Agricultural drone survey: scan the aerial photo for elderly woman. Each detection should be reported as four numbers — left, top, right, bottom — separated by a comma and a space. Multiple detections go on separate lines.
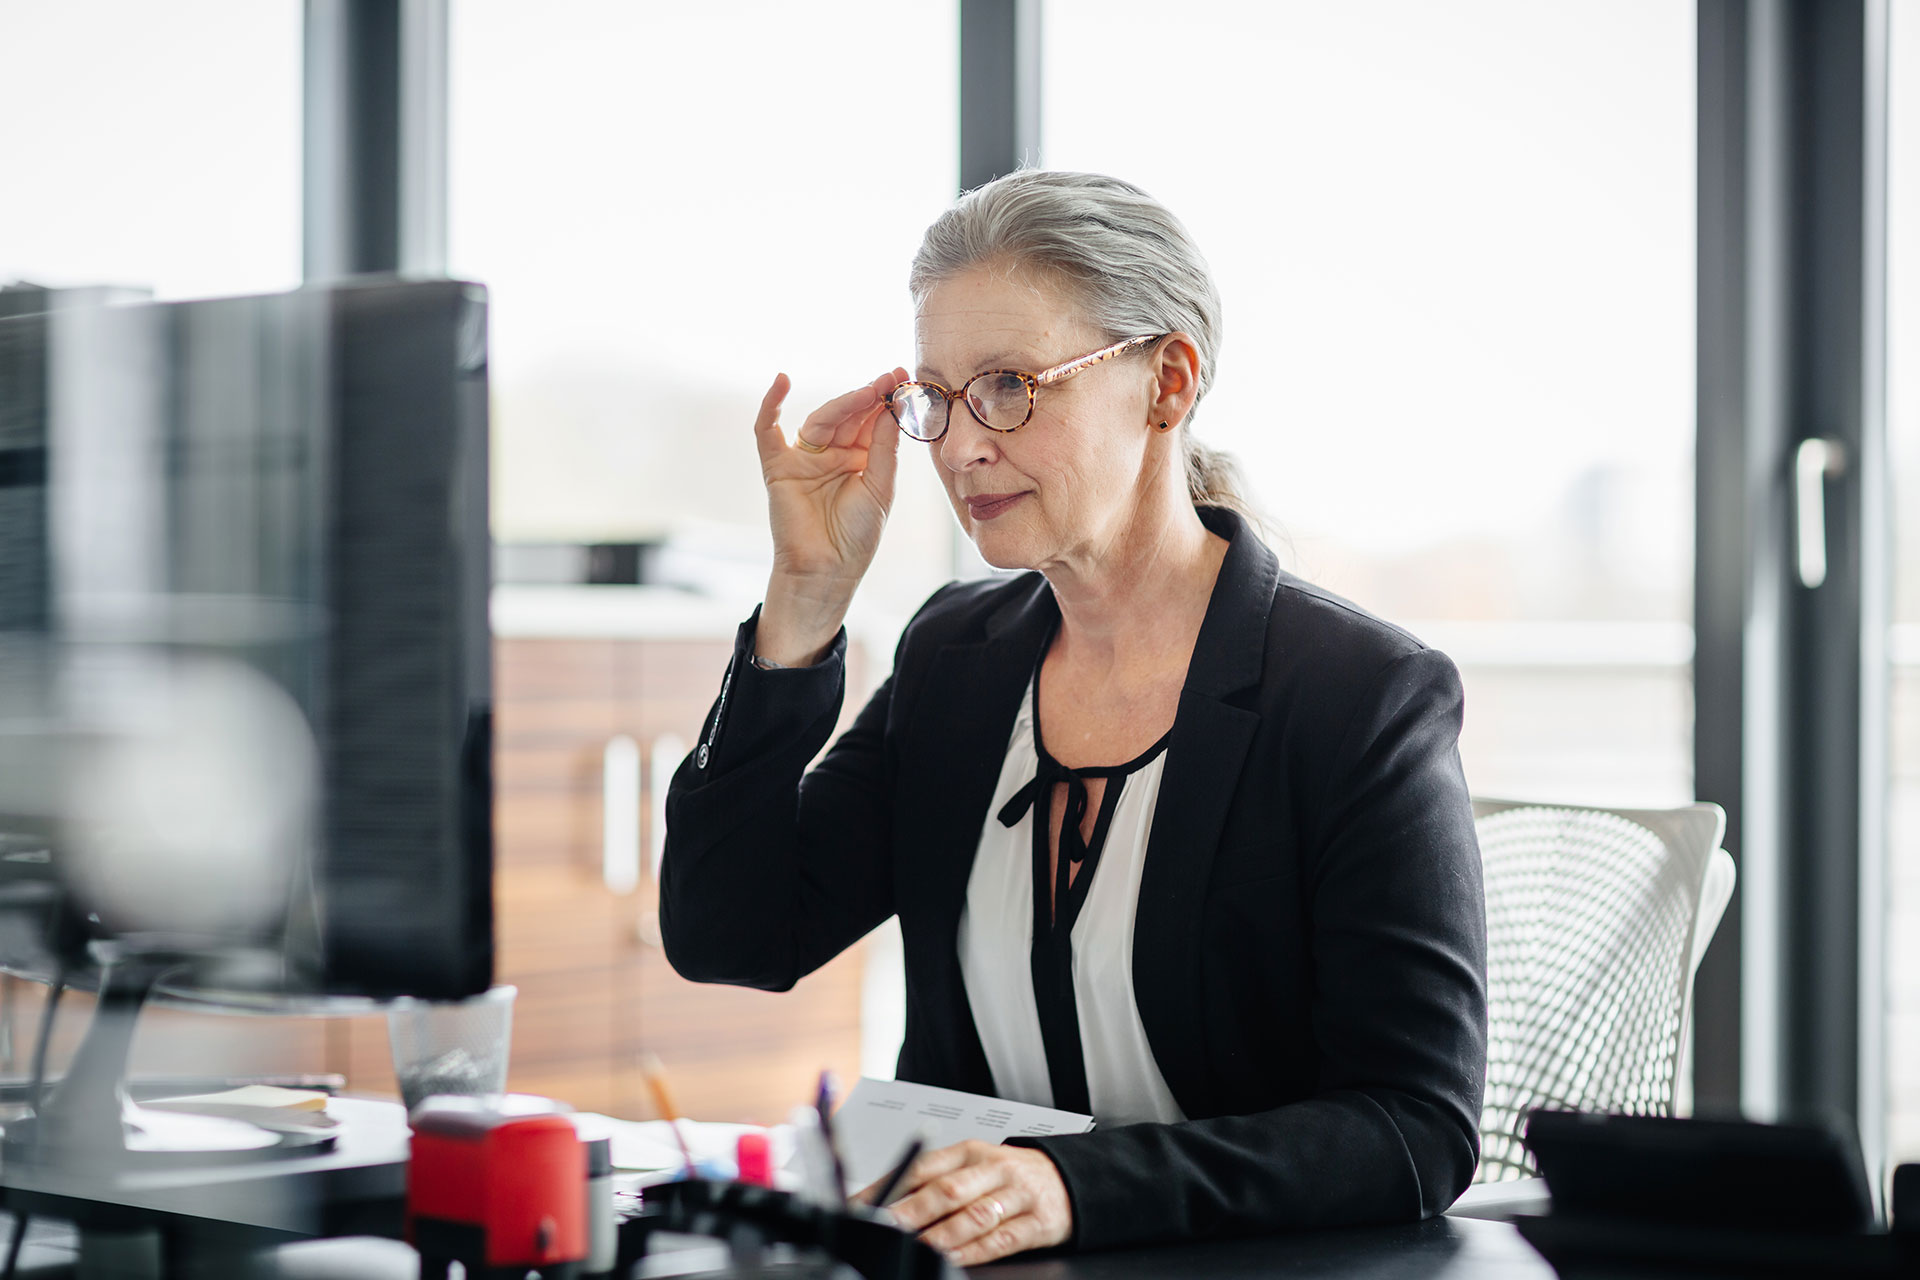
661, 170, 1486, 1264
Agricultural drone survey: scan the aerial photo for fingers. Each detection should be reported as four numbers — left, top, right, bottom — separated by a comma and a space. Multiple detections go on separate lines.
946, 1209, 1045, 1269
793, 376, 890, 454
882, 1141, 998, 1228
861, 371, 907, 500
750, 372, 793, 466
887, 1141, 1025, 1259
884, 1141, 1073, 1265
920, 1186, 1019, 1255
757, 369, 913, 466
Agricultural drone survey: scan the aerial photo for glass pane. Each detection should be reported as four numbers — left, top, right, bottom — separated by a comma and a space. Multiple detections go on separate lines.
0, 0, 301, 299
1886, 0, 1919, 1175
0, 0, 305, 1086
453, 0, 957, 1110
1044, 0, 1695, 805
454, 0, 960, 618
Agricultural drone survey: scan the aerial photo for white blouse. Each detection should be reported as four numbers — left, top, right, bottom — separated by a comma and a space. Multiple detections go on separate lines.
955, 675, 1188, 1128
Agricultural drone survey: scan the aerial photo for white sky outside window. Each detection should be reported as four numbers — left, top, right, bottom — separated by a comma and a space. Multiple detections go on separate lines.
452, 0, 961, 619
1894, 2, 1920, 633
1043, 0, 1695, 625
0, 1, 301, 301
1884, 0, 1919, 1175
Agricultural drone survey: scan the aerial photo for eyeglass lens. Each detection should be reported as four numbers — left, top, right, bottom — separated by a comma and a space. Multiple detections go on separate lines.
891, 386, 945, 441
892, 374, 1032, 441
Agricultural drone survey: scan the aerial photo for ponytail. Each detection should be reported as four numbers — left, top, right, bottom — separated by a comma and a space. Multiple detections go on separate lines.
1183, 434, 1261, 529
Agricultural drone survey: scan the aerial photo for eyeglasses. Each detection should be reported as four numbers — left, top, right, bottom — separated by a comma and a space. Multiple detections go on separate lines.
885, 333, 1167, 443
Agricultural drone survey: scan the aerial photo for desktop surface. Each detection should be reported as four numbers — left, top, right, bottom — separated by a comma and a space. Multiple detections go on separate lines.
0, 1095, 1566, 1280
0, 1095, 410, 1244
4, 1207, 1560, 1280
988, 1217, 1550, 1280
20, 1096, 1808, 1280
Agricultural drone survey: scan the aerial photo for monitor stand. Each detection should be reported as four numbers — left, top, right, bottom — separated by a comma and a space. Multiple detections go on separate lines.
1, 955, 333, 1168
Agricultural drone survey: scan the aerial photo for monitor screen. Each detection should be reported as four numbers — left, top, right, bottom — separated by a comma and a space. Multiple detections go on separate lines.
0, 278, 492, 1002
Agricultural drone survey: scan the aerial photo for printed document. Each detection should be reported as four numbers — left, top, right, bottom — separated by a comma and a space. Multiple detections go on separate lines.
834, 1076, 1095, 1190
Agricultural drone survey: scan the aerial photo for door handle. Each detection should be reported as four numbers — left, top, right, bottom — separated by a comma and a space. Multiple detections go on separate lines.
648, 732, 685, 888
632, 733, 686, 949
602, 734, 640, 894
1794, 437, 1847, 589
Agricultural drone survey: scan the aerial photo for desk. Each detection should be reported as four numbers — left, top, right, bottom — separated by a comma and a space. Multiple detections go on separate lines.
0, 1097, 411, 1277
0, 1215, 1549, 1280
79, 1215, 1554, 1279
990, 1218, 1551, 1279
0, 1097, 409, 1241
1, 1099, 1560, 1279
3, 1212, 1557, 1279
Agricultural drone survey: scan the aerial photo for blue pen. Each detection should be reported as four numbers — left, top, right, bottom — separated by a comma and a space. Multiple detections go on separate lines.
815, 1070, 850, 1203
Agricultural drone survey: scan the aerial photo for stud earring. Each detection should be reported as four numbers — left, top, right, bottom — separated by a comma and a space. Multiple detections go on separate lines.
1156, 420, 1173, 432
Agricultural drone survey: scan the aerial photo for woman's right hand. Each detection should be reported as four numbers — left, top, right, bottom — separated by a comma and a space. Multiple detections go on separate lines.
751, 367, 910, 666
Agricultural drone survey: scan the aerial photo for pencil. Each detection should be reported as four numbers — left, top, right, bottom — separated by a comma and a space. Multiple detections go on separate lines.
640, 1052, 698, 1178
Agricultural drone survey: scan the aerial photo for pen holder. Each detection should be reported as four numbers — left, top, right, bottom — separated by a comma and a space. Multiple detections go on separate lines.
618, 1179, 961, 1280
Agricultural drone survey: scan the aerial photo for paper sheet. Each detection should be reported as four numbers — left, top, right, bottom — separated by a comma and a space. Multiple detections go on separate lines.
145, 1085, 331, 1112
832, 1077, 1095, 1191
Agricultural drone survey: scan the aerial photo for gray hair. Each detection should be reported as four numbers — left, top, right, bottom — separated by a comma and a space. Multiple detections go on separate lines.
908, 169, 1258, 524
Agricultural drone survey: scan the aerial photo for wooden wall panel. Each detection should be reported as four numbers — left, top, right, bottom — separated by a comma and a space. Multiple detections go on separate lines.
309, 634, 873, 1123
606, 636, 866, 1124
4, 628, 878, 1132
619, 944, 866, 1127
326, 1015, 395, 1098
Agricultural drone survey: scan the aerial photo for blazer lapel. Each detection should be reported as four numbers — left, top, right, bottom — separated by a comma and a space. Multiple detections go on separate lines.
897, 576, 1056, 1095
1133, 509, 1279, 1120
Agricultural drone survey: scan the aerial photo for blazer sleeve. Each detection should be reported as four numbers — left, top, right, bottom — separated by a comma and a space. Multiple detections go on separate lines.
1011, 647, 1488, 1248
658, 606, 899, 992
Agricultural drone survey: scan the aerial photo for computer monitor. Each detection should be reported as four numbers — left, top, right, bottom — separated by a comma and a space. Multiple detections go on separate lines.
0, 279, 493, 1157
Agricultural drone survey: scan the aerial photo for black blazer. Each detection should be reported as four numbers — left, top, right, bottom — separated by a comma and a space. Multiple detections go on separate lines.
661, 507, 1488, 1251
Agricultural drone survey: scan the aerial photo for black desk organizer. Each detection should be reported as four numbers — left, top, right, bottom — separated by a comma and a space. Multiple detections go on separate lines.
1516, 1212, 1918, 1278
615, 1180, 963, 1280
1516, 1109, 1920, 1278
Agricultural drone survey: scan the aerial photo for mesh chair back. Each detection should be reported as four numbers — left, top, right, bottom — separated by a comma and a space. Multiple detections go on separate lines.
1473, 798, 1733, 1183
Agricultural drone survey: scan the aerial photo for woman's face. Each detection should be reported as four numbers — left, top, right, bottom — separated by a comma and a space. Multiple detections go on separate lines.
913, 265, 1159, 573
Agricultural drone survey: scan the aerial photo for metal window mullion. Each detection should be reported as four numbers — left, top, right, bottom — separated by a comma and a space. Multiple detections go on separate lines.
1853, 0, 1891, 1208
1693, 0, 1888, 1188
303, 0, 448, 281
951, 0, 1042, 581
398, 0, 449, 276
959, 0, 1042, 194
1692, 0, 1760, 1116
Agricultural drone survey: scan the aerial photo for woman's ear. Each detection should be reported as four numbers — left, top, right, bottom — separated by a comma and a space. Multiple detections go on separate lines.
1148, 333, 1202, 430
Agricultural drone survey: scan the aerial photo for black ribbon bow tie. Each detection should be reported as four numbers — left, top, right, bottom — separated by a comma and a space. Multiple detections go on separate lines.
998, 757, 1098, 866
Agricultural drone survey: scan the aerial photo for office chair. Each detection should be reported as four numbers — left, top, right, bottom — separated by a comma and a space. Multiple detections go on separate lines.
1472, 798, 1736, 1183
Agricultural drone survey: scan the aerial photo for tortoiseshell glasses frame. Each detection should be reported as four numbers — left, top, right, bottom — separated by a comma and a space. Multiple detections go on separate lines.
884, 333, 1169, 443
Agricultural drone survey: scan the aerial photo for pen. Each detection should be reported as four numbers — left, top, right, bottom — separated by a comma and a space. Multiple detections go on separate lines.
869, 1131, 928, 1209
814, 1070, 850, 1203
639, 1052, 698, 1179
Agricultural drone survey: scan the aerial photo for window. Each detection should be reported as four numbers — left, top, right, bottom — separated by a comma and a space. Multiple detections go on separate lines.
452, 0, 959, 1098
1885, 0, 1919, 1173
453, 0, 960, 620
0, 0, 301, 299
1044, 0, 1695, 804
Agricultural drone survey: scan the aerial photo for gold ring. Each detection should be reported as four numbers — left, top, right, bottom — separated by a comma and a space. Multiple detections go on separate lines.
794, 435, 830, 454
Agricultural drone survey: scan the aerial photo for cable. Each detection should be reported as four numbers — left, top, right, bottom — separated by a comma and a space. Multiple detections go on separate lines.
3, 968, 68, 1280
26, 971, 65, 1120
0, 1206, 25, 1280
